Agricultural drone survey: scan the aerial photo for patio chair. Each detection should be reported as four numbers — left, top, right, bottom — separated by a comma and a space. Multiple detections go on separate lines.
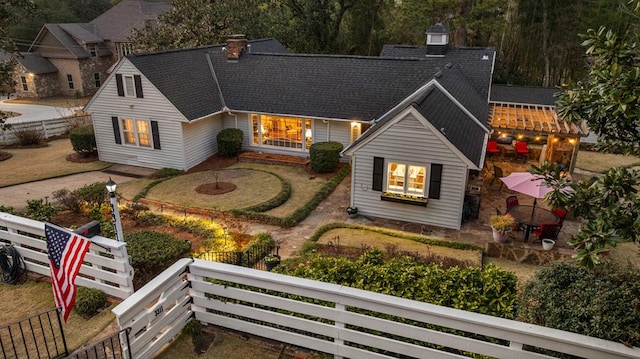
489, 166, 504, 190
553, 208, 568, 224
486, 141, 500, 156
506, 195, 519, 210
533, 223, 561, 242
515, 141, 529, 163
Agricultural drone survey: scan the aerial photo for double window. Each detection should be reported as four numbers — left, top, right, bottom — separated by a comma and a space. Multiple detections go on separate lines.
111, 117, 161, 150
373, 157, 442, 200
387, 162, 426, 196
122, 118, 151, 147
251, 114, 312, 150
67, 74, 74, 90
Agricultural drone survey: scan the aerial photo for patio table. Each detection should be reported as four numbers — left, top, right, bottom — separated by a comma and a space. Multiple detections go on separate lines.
507, 205, 559, 242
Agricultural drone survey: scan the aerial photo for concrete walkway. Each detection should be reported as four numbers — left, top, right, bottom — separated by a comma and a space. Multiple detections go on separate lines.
0, 165, 154, 211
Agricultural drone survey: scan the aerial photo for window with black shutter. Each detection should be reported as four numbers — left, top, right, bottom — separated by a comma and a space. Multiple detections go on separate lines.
428, 164, 442, 199
115, 74, 124, 97
134, 75, 143, 98
372, 157, 384, 191
151, 121, 161, 149
111, 117, 121, 144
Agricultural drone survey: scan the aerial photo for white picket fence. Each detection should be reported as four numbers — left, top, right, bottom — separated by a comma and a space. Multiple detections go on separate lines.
0, 212, 134, 299
0, 115, 90, 146
114, 258, 640, 359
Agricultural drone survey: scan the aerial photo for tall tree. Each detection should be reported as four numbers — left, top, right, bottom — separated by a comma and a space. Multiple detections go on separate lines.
556, 0, 640, 155
6, 0, 78, 50
129, 0, 276, 52
1, 0, 36, 131
67, 0, 113, 22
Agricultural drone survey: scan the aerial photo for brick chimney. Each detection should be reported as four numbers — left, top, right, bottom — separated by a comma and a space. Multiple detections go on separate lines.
226, 34, 247, 61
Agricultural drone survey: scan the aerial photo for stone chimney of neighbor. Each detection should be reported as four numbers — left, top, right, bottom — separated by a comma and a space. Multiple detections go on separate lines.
226, 34, 248, 61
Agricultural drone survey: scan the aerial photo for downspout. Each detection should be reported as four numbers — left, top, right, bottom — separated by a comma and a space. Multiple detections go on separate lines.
228, 112, 238, 128
323, 119, 330, 141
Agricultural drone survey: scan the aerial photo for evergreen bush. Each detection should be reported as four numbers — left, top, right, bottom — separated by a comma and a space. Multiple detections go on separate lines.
126, 230, 192, 288
74, 287, 107, 318
518, 261, 640, 347
217, 128, 243, 157
309, 141, 343, 173
69, 125, 97, 157
73, 182, 108, 206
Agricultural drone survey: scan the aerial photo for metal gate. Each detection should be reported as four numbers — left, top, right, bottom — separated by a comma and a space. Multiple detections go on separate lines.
66, 328, 131, 359
197, 245, 278, 270
0, 308, 131, 359
0, 308, 67, 359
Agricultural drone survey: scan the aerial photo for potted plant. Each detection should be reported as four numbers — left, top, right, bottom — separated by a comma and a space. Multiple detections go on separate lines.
264, 253, 281, 271
542, 238, 555, 251
346, 206, 358, 218
489, 214, 516, 243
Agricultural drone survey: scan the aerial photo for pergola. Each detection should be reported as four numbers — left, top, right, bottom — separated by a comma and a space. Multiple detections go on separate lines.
488, 101, 590, 173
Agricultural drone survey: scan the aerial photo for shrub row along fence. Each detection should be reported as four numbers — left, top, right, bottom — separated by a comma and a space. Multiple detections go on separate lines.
0, 115, 91, 146
114, 258, 640, 359
0, 212, 134, 299
196, 244, 278, 271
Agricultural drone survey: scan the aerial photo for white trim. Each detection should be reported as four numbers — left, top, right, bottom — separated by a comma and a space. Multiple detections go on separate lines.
120, 117, 153, 148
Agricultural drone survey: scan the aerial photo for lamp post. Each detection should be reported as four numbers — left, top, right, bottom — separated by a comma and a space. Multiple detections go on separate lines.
106, 177, 124, 242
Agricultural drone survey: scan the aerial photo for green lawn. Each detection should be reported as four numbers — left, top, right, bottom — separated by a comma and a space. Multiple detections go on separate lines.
576, 150, 640, 173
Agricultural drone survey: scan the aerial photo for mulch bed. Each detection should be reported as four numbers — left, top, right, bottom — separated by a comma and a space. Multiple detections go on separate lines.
0, 151, 11, 162
195, 182, 236, 195
66, 153, 99, 163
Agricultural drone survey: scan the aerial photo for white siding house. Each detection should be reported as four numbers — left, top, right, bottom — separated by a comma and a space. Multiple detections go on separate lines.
86, 60, 191, 170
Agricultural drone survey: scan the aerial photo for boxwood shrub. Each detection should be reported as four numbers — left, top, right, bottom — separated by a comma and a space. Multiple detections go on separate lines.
126, 230, 192, 288
518, 261, 640, 347
309, 141, 343, 173
69, 125, 97, 157
74, 287, 106, 318
217, 128, 243, 157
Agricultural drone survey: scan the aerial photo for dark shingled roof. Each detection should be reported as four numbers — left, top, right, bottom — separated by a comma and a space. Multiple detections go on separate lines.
14, 53, 58, 74
126, 39, 491, 166
490, 84, 559, 106
91, 0, 173, 42
31, 24, 110, 58
344, 65, 489, 167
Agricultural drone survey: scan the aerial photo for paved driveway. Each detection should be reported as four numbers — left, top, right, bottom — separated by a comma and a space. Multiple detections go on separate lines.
1, 99, 79, 123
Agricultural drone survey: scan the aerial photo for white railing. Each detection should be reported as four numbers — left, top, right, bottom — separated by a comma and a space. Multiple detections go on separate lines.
0, 212, 134, 299
0, 115, 90, 146
114, 258, 640, 359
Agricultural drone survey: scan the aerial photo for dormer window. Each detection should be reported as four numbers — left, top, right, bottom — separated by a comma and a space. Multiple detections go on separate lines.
425, 22, 450, 56
88, 44, 97, 57
427, 33, 447, 45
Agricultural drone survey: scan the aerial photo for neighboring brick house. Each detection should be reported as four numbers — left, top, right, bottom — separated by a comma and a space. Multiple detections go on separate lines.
12, 0, 172, 99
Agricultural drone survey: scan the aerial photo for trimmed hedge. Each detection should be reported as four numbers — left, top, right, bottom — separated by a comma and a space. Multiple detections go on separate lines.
275, 248, 517, 319
309, 141, 343, 173
69, 125, 97, 157
300, 222, 483, 255
217, 128, 243, 157
518, 261, 640, 347
229, 164, 351, 227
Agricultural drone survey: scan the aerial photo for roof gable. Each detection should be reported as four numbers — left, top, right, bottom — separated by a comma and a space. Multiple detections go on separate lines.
344, 71, 488, 168
29, 24, 109, 58
90, 0, 173, 42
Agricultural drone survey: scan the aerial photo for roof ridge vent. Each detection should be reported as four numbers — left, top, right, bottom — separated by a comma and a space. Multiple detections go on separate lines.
445, 63, 453, 69
434, 70, 443, 78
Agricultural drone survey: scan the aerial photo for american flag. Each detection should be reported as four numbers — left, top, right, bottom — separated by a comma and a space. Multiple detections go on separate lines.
45, 223, 91, 322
